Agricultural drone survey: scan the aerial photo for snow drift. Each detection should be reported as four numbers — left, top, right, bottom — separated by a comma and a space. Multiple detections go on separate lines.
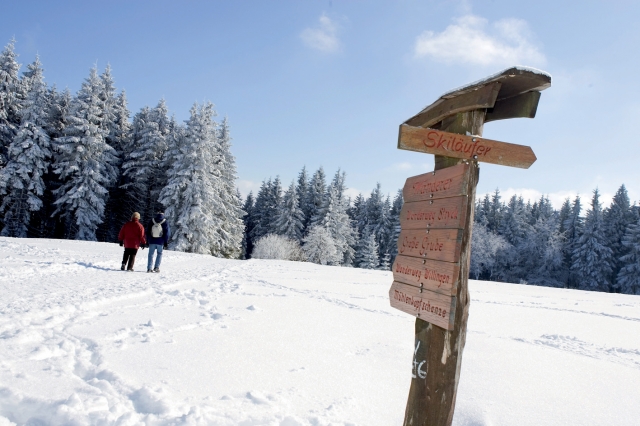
0, 237, 638, 425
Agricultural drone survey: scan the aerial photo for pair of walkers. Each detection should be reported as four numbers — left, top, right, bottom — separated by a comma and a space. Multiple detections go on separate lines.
118, 212, 170, 272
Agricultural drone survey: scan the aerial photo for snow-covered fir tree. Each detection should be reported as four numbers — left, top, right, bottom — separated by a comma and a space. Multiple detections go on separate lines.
0, 39, 22, 168
296, 166, 310, 232
321, 183, 356, 266
274, 180, 304, 241
241, 191, 255, 258
0, 56, 51, 237
616, 217, 640, 295
571, 189, 614, 292
306, 167, 327, 229
354, 225, 379, 269
211, 116, 244, 258
123, 100, 171, 222
52, 67, 118, 240
303, 225, 340, 265
388, 189, 403, 266
159, 102, 231, 254
603, 185, 633, 285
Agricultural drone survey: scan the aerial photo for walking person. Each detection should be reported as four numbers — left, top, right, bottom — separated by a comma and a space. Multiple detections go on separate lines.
118, 212, 146, 271
146, 211, 170, 273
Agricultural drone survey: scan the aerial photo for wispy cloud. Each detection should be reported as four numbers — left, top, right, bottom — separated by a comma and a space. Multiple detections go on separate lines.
300, 14, 341, 53
414, 15, 545, 67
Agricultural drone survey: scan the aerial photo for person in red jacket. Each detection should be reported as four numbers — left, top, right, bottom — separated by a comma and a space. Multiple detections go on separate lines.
118, 212, 147, 271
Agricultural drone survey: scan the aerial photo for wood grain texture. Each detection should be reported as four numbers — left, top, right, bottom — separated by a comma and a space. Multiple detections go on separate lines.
404, 82, 500, 129
389, 281, 456, 330
485, 91, 541, 123
403, 67, 551, 130
392, 255, 460, 296
400, 197, 468, 230
398, 124, 537, 169
402, 163, 471, 203
402, 113, 480, 426
397, 228, 463, 262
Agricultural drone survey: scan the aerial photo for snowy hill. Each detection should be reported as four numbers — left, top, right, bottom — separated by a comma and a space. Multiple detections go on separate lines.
0, 238, 638, 425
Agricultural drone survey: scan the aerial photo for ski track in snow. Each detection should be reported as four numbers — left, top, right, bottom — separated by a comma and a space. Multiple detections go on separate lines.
0, 238, 388, 425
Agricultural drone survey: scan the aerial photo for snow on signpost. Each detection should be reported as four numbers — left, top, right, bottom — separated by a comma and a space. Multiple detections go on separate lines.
391, 66, 551, 426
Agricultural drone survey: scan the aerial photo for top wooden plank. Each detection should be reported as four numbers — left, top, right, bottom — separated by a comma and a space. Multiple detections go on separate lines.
403, 163, 472, 203
404, 67, 551, 129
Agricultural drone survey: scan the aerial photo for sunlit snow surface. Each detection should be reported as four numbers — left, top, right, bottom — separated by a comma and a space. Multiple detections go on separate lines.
0, 238, 638, 425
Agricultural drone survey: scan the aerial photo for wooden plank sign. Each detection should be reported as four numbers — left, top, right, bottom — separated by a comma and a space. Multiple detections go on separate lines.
403, 163, 472, 203
400, 196, 468, 230
392, 254, 459, 296
389, 281, 456, 330
398, 124, 537, 169
397, 228, 463, 263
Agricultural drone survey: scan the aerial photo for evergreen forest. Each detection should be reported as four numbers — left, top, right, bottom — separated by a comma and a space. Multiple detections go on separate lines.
2, 39, 639, 295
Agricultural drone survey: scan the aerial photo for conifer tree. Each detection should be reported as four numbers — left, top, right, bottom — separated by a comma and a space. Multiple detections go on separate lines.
52, 67, 117, 240
0, 39, 22, 168
306, 167, 327, 229
123, 100, 170, 222
302, 225, 340, 265
0, 56, 51, 237
321, 184, 356, 266
249, 179, 272, 244
274, 180, 304, 241
564, 195, 584, 288
296, 166, 310, 232
213, 117, 245, 258
159, 102, 226, 254
350, 193, 366, 233
487, 189, 503, 232
242, 192, 255, 258
603, 184, 633, 284
571, 189, 614, 291
388, 189, 403, 266
354, 225, 379, 269
616, 217, 640, 295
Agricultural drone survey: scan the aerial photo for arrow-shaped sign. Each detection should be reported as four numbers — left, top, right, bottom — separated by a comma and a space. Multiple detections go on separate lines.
398, 124, 537, 169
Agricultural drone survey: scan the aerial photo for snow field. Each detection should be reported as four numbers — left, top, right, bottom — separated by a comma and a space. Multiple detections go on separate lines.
0, 237, 639, 425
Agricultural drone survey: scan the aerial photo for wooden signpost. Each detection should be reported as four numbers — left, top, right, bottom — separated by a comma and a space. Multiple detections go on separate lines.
390, 66, 551, 426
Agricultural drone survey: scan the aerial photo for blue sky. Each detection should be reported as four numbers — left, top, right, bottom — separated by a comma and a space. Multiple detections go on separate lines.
4, 0, 640, 208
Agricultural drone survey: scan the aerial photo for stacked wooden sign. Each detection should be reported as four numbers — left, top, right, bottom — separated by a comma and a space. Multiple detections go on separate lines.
390, 66, 552, 426
389, 163, 472, 330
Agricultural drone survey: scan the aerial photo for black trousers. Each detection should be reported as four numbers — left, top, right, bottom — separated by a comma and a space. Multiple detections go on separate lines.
122, 248, 138, 270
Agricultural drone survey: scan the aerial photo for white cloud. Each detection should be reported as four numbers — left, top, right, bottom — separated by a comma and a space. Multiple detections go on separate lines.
343, 187, 363, 201
237, 180, 260, 199
414, 15, 545, 67
301, 14, 341, 53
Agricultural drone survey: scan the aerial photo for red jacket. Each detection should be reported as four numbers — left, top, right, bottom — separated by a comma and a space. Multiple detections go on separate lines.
118, 219, 146, 249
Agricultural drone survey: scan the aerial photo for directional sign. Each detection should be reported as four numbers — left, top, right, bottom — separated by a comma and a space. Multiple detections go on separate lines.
400, 196, 468, 230
392, 255, 459, 296
398, 124, 537, 169
389, 281, 456, 330
397, 228, 463, 263
403, 163, 472, 203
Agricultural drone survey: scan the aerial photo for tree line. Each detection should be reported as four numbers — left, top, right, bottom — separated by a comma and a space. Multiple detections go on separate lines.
2, 38, 639, 295
242, 167, 403, 269
0, 39, 244, 256
472, 186, 640, 295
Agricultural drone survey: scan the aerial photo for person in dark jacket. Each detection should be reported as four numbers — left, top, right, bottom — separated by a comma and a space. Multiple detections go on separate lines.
118, 212, 147, 271
146, 211, 170, 273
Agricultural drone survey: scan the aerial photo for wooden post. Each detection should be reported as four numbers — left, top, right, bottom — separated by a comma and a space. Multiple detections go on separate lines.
392, 67, 551, 426
402, 111, 481, 426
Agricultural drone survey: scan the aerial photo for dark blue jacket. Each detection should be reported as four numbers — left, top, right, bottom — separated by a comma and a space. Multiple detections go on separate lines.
146, 214, 170, 245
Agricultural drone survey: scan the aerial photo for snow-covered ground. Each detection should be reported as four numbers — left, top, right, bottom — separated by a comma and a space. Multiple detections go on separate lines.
0, 238, 638, 425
